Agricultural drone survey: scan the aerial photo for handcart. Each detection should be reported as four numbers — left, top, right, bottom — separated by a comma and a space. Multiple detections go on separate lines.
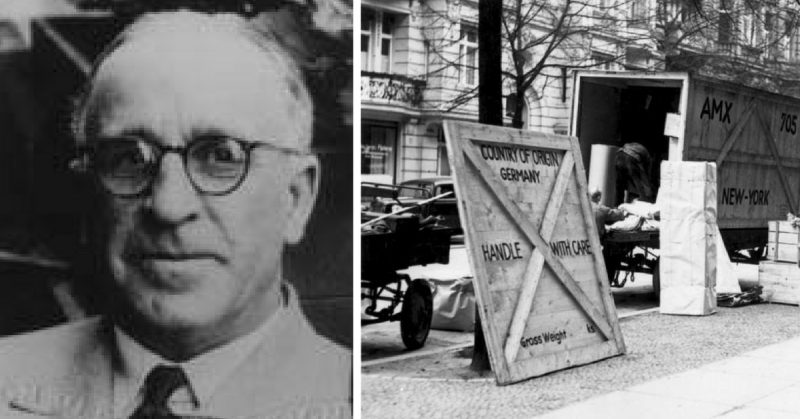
361, 180, 457, 350
361, 215, 456, 350
602, 230, 661, 297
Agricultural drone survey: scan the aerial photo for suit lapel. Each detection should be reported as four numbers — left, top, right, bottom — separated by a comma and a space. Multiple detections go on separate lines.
1, 320, 115, 419
203, 289, 349, 419
203, 296, 299, 418
0, 290, 348, 419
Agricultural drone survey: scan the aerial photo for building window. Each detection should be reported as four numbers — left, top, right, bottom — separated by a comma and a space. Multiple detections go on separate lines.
361, 121, 398, 180
459, 24, 478, 85
424, 40, 431, 78
787, 12, 799, 61
361, 10, 372, 71
592, 52, 615, 70
764, 11, 781, 60
742, 8, 763, 47
718, 0, 735, 48
437, 129, 451, 176
631, 0, 647, 21
718, 12, 734, 46
595, 0, 611, 18
791, 29, 800, 61
659, 0, 697, 24
361, 8, 396, 73
765, 11, 774, 33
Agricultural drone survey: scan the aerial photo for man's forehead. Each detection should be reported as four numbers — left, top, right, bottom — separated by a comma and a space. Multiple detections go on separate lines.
94, 24, 293, 102
83, 13, 313, 147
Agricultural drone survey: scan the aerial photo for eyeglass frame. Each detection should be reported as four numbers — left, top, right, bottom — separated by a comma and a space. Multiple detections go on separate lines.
71, 135, 309, 198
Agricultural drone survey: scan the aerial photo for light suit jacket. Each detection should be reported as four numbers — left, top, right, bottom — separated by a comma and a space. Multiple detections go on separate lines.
0, 293, 351, 419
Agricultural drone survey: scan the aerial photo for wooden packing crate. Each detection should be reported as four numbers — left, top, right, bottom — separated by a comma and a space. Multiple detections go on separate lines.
768, 221, 798, 263
443, 120, 625, 385
758, 260, 800, 305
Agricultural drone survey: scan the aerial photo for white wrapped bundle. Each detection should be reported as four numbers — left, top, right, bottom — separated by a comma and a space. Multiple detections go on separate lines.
588, 144, 619, 207
659, 161, 717, 315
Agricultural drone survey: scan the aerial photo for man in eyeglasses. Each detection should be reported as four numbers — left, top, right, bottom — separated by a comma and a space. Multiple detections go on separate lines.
0, 10, 350, 419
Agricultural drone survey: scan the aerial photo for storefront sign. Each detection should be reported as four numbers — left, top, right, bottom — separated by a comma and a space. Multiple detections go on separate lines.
361, 144, 392, 160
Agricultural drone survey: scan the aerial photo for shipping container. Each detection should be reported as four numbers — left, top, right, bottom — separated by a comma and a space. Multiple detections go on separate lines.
570, 71, 800, 254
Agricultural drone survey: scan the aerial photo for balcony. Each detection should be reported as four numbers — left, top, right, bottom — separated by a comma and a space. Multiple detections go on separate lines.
741, 44, 763, 60
361, 71, 426, 108
718, 42, 737, 54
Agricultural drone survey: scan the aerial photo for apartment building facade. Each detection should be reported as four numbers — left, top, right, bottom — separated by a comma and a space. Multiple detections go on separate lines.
361, 0, 800, 184
361, 0, 582, 184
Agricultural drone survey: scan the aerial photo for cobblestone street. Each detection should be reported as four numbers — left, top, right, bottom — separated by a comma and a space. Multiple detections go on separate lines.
360, 255, 798, 418
362, 302, 800, 418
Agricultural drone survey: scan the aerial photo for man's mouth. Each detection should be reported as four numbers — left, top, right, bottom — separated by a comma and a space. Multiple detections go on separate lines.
137, 252, 220, 261
127, 251, 222, 291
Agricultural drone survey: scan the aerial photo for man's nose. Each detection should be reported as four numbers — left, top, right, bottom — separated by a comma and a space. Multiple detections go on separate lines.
146, 153, 201, 224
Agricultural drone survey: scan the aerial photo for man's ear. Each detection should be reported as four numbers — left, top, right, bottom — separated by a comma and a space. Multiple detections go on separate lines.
285, 154, 320, 245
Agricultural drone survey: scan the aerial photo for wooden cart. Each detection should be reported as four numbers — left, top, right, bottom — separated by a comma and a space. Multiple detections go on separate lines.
361, 181, 457, 350
602, 230, 661, 297
361, 215, 456, 350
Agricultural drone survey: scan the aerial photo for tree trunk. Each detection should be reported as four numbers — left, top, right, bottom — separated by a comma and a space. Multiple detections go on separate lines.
472, 0, 503, 373
511, 87, 525, 128
478, 0, 503, 126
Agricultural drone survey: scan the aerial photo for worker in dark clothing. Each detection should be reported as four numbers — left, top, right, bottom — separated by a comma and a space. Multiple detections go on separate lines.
615, 142, 655, 203
590, 189, 627, 239
591, 188, 628, 286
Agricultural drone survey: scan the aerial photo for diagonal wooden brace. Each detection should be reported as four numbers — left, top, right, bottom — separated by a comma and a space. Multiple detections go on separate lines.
716, 99, 756, 168
756, 112, 797, 215
503, 150, 575, 364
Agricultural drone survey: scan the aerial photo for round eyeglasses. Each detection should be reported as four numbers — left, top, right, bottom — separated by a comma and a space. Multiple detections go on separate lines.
73, 136, 305, 197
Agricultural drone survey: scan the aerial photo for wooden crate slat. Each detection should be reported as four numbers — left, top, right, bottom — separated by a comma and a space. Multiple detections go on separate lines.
767, 220, 799, 263
759, 260, 800, 305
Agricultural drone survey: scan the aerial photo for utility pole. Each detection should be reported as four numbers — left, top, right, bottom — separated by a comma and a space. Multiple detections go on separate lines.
472, 0, 503, 372
478, 0, 503, 126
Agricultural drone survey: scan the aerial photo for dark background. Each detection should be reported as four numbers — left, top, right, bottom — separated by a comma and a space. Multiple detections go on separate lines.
0, 6, 352, 347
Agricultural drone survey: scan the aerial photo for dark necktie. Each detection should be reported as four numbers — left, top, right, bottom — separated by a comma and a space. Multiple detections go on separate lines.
129, 365, 189, 419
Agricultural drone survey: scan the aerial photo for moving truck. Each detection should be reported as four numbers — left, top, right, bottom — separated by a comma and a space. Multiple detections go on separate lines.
570, 71, 800, 255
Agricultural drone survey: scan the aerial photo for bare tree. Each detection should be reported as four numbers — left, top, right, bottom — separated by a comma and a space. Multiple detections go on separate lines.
637, 0, 800, 96
501, 0, 634, 128
420, 0, 636, 128
423, 0, 800, 129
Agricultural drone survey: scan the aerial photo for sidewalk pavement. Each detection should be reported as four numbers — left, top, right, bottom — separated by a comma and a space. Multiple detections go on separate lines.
541, 336, 800, 419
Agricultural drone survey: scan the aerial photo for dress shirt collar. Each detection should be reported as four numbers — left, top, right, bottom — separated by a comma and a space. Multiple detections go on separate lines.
112, 282, 289, 417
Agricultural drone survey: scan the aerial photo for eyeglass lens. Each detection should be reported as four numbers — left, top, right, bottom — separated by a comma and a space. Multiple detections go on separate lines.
94, 139, 155, 196
92, 137, 251, 196
187, 137, 248, 193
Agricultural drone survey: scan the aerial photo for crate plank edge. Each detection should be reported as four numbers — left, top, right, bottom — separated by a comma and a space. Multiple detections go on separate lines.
758, 260, 800, 306
767, 220, 799, 264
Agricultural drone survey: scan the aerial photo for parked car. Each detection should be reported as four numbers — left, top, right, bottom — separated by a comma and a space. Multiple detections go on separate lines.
360, 182, 431, 219
398, 177, 462, 234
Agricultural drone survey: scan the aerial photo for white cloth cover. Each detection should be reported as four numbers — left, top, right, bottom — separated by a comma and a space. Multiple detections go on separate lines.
619, 200, 659, 219
607, 214, 644, 232
715, 226, 742, 294
659, 161, 717, 315
428, 276, 475, 332
588, 144, 619, 207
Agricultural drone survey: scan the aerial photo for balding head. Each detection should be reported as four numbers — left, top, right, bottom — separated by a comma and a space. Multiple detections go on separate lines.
73, 11, 313, 151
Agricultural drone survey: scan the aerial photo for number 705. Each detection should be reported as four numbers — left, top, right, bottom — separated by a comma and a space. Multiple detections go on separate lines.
780, 112, 797, 135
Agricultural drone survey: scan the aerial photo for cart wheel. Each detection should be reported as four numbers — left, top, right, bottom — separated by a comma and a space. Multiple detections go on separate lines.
400, 279, 433, 350
750, 246, 766, 263
652, 259, 660, 300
